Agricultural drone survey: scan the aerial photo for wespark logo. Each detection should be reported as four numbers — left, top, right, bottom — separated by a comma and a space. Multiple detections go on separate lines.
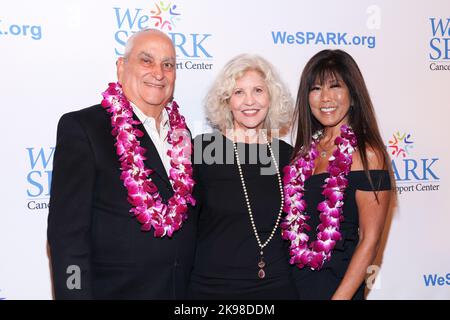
271, 5, 380, 49
149, 1, 181, 31
423, 273, 450, 287
0, 18, 42, 40
388, 132, 414, 158
26, 147, 54, 211
113, 1, 213, 71
429, 18, 450, 71
271, 31, 376, 49
388, 132, 440, 195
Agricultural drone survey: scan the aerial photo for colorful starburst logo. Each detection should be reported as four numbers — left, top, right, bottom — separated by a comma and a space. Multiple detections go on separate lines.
388, 132, 414, 158
150, 1, 181, 31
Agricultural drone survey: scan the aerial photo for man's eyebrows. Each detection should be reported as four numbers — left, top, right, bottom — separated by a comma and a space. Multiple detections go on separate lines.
138, 51, 175, 62
139, 51, 153, 58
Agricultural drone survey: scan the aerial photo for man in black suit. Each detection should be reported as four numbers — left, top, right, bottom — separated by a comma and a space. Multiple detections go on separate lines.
47, 29, 197, 299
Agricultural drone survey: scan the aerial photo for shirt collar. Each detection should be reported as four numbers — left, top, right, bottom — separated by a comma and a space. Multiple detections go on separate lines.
131, 103, 170, 130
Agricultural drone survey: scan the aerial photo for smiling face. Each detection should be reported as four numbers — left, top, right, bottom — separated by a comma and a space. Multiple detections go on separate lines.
117, 31, 176, 116
228, 69, 270, 132
308, 73, 352, 129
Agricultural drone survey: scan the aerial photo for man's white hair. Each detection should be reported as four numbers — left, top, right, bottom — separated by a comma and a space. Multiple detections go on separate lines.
123, 28, 171, 60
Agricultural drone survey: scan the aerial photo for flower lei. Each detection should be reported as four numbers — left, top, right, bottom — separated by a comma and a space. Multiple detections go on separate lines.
101, 82, 196, 238
281, 125, 357, 270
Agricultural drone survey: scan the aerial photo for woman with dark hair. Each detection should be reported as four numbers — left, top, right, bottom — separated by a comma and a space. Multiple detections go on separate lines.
282, 49, 394, 299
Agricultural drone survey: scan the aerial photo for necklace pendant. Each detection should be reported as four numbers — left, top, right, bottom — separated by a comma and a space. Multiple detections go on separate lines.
320, 151, 327, 158
258, 256, 266, 279
258, 269, 266, 279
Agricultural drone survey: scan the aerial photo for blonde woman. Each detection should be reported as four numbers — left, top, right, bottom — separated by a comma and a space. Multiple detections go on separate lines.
188, 54, 297, 299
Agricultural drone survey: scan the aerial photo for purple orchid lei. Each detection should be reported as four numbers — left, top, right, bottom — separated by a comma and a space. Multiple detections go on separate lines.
281, 125, 357, 270
101, 82, 196, 238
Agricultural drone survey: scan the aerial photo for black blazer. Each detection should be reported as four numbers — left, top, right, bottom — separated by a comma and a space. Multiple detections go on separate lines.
47, 104, 197, 299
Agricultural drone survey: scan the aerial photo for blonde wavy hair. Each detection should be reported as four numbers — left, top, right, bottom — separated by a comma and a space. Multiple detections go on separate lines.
205, 54, 293, 135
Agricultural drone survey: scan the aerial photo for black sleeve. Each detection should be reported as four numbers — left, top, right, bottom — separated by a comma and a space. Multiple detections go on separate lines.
277, 139, 294, 168
47, 112, 95, 299
354, 170, 392, 191
191, 134, 205, 218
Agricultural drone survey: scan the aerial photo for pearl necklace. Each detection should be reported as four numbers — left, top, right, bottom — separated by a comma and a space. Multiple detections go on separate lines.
232, 131, 284, 279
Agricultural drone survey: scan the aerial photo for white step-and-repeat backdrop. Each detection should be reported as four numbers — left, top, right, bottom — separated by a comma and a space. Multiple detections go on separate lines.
1, 0, 449, 299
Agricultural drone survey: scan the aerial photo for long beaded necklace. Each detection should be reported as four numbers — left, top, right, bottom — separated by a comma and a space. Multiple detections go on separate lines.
232, 131, 284, 279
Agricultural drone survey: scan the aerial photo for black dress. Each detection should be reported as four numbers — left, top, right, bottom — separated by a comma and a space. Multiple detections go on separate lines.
293, 170, 391, 300
188, 132, 298, 300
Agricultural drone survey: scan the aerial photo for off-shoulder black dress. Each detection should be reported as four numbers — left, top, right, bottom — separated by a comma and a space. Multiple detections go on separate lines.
293, 170, 391, 300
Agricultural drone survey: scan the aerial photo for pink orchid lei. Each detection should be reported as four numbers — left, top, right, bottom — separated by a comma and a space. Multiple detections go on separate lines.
101, 82, 196, 238
281, 125, 357, 270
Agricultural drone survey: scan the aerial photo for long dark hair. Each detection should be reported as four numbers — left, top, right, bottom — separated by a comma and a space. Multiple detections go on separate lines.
292, 49, 392, 193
